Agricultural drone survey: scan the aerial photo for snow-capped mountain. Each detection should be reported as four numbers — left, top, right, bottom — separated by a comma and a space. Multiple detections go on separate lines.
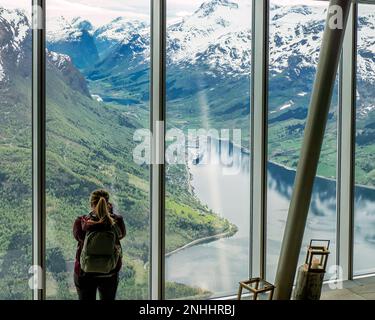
0, 7, 31, 83
47, 50, 90, 96
269, 5, 327, 76
357, 11, 375, 117
2, 0, 375, 117
167, 0, 251, 74
71, 17, 94, 34
57, 0, 372, 116
93, 17, 148, 57
47, 16, 99, 69
46, 15, 148, 61
0, 7, 89, 96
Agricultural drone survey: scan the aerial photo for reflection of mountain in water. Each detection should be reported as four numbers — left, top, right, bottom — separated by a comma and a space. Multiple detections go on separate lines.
194, 139, 375, 243
355, 185, 375, 243
268, 162, 337, 218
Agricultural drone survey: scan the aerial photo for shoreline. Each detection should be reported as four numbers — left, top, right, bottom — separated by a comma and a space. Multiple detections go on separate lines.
190, 138, 375, 190
268, 159, 375, 191
164, 144, 375, 263
165, 225, 238, 258
143, 225, 238, 269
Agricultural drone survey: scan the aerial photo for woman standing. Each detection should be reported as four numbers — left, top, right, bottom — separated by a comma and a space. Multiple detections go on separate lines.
73, 189, 126, 300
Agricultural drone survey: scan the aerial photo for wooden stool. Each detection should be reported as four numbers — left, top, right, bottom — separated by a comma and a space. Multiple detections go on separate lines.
237, 277, 275, 300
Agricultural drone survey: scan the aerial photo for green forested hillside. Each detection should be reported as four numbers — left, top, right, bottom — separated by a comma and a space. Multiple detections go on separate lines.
0, 54, 234, 300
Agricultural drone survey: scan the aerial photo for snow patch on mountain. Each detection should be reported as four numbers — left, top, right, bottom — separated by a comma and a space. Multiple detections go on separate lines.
269, 5, 327, 75
94, 17, 147, 44
47, 49, 91, 97
48, 50, 72, 71
0, 61, 5, 82
92, 94, 103, 102
0, 7, 29, 50
47, 16, 86, 43
71, 17, 94, 34
357, 12, 375, 85
167, 0, 251, 72
280, 101, 294, 111
0, 7, 31, 83
166, 0, 327, 76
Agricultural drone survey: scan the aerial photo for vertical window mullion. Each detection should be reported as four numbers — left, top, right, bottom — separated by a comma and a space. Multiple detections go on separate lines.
150, 0, 166, 300
250, 0, 269, 279
32, 0, 46, 301
338, 2, 357, 281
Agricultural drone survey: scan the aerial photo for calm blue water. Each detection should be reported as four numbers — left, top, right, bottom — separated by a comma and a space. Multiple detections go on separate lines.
165, 139, 375, 297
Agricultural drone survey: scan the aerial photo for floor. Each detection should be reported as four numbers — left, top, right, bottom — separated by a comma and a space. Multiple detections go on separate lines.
321, 276, 375, 300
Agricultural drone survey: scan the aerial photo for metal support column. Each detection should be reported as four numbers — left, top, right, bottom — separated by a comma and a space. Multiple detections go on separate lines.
338, 2, 356, 282
274, 0, 351, 300
32, 0, 46, 301
150, 0, 166, 300
250, 0, 269, 279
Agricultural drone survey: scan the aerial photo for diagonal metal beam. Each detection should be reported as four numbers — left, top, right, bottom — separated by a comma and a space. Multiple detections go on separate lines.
274, 0, 352, 300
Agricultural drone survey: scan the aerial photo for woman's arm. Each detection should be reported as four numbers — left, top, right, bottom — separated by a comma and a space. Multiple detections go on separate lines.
73, 216, 86, 242
116, 215, 126, 240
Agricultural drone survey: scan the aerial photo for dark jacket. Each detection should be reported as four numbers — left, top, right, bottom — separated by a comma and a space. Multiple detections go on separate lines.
73, 212, 126, 276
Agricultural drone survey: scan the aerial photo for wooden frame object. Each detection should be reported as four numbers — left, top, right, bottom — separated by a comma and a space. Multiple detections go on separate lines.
237, 277, 275, 300
305, 240, 330, 273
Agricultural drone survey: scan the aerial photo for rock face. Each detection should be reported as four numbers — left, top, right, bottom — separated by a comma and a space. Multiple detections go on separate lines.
47, 50, 91, 97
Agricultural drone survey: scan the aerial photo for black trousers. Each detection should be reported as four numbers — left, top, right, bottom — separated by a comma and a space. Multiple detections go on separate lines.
74, 272, 119, 300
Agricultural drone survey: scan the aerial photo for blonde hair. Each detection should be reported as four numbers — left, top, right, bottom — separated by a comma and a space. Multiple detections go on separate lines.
90, 189, 115, 225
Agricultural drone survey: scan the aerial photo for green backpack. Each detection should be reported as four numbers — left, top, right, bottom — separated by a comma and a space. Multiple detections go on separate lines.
80, 223, 122, 274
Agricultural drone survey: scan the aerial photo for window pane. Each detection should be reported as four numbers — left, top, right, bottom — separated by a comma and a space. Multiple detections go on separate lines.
46, 0, 150, 299
267, 1, 338, 282
0, 1, 32, 300
165, 0, 251, 299
354, 4, 375, 276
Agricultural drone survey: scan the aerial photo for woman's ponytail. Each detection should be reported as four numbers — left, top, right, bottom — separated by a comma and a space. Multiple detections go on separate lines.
96, 197, 115, 225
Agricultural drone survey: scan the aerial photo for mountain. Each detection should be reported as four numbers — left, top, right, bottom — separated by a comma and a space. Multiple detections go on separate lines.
81, 0, 374, 183
93, 17, 148, 58
1, 0, 375, 299
43, 0, 375, 118
47, 16, 99, 69
167, 0, 251, 74
357, 12, 375, 116
47, 50, 91, 97
41, 0, 375, 180
0, 7, 31, 83
0, 6, 232, 299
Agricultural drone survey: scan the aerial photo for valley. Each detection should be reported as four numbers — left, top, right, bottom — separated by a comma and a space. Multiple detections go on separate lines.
0, 0, 374, 299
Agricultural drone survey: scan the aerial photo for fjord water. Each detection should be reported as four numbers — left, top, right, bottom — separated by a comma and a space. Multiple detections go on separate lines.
165, 139, 375, 297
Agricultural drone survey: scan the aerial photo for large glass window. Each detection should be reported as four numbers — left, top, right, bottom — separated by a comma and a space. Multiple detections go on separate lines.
354, 4, 375, 276
45, 0, 151, 299
2, 0, 374, 301
0, 1, 32, 300
267, 1, 338, 282
165, 0, 251, 299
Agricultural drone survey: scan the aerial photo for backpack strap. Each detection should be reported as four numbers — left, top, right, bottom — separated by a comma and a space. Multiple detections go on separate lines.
111, 223, 121, 240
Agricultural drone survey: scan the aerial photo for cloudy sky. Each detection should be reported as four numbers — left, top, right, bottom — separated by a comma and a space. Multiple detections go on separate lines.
0, 0, 328, 26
